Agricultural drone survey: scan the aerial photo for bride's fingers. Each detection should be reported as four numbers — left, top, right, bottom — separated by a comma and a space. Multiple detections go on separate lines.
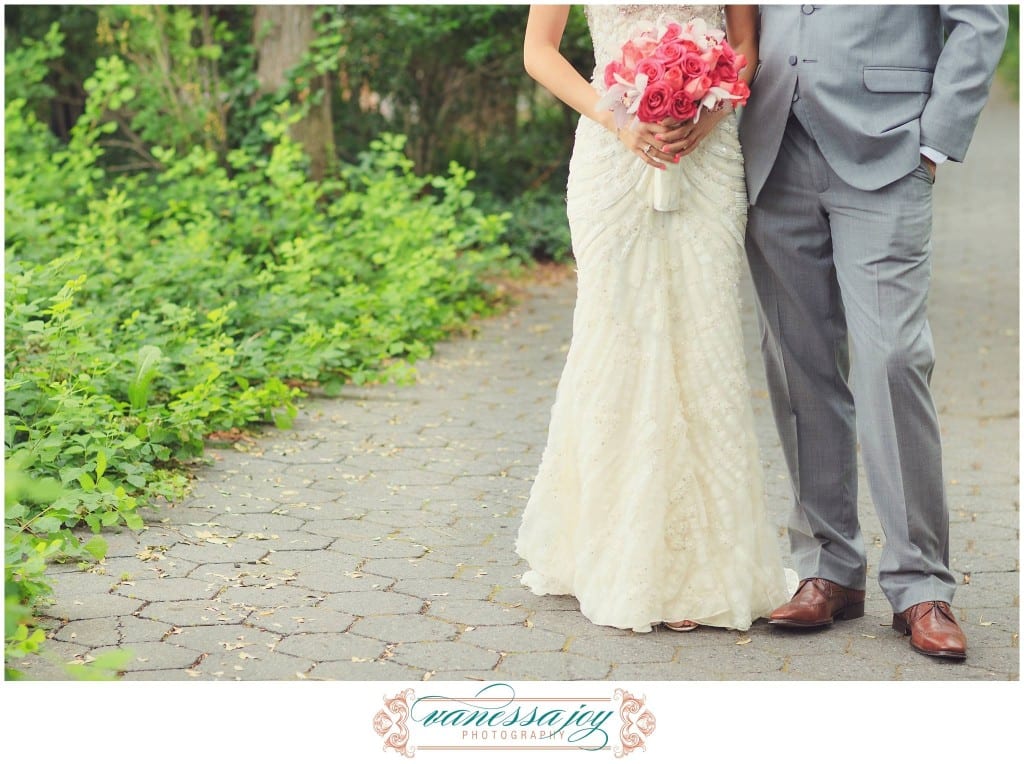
653, 123, 695, 149
637, 143, 668, 169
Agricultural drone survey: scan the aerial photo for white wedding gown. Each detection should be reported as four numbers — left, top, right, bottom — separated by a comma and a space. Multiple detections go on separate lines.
516, 4, 796, 633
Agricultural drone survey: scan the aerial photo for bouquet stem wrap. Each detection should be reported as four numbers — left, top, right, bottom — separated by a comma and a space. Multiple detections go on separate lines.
652, 161, 682, 212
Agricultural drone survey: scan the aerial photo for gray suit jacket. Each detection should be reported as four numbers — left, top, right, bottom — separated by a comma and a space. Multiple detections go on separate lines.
740, 4, 1008, 206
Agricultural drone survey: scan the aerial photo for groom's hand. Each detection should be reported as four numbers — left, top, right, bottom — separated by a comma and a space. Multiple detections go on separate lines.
923, 156, 937, 181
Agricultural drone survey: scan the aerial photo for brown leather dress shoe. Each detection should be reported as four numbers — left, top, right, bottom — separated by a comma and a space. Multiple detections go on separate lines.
768, 577, 866, 628
892, 601, 967, 660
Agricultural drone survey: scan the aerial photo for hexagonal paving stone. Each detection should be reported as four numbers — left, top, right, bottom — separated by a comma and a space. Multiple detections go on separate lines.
459, 624, 567, 653
276, 632, 384, 662
328, 537, 428, 559
47, 571, 120, 599
390, 640, 500, 672
565, 635, 677, 664
52, 618, 121, 649
186, 561, 304, 588
214, 583, 321, 609
211, 511, 306, 533
361, 557, 457, 580
307, 659, 424, 681
391, 577, 496, 602
286, 565, 393, 594
118, 641, 205, 672
348, 615, 459, 643
497, 651, 611, 680
245, 607, 356, 636
426, 600, 525, 627
117, 615, 175, 643
164, 539, 271, 564
258, 550, 358, 571
189, 650, 313, 680
162, 623, 278, 652
319, 590, 423, 616
114, 576, 219, 603
42, 593, 143, 621
139, 599, 246, 627
106, 556, 199, 581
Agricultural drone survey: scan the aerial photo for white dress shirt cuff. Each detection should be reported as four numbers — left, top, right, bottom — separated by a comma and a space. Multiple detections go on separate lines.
920, 146, 949, 165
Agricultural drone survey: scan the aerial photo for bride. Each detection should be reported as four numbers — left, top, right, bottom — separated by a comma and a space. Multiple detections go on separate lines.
515, 4, 795, 633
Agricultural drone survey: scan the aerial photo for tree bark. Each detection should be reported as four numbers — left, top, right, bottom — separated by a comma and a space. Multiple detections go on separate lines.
253, 5, 335, 180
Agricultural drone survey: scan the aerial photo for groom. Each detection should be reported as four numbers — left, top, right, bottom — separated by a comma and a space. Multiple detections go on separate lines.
736, 5, 1008, 660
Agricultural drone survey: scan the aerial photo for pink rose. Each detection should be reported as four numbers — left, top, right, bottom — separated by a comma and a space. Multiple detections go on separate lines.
660, 22, 683, 43
663, 65, 684, 92
640, 40, 658, 57
657, 40, 689, 68
637, 81, 674, 122
669, 91, 698, 122
701, 47, 722, 69
683, 74, 713, 100
637, 57, 665, 83
723, 79, 751, 106
622, 40, 644, 69
681, 52, 707, 79
604, 60, 625, 88
714, 59, 739, 84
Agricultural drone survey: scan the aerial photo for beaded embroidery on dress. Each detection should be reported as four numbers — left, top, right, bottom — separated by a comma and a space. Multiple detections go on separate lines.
515, 5, 796, 632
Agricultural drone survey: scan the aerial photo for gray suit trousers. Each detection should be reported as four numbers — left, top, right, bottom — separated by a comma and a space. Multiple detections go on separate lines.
745, 114, 957, 613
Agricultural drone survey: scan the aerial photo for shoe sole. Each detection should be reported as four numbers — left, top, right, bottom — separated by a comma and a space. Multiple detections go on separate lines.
768, 601, 865, 628
891, 617, 967, 660
663, 622, 699, 632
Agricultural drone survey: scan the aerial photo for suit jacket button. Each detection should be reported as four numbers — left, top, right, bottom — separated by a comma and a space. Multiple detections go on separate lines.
788, 55, 798, 65
801, 4, 815, 13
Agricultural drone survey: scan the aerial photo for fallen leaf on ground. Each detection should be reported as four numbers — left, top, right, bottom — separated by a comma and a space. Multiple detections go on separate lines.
735, 638, 752, 646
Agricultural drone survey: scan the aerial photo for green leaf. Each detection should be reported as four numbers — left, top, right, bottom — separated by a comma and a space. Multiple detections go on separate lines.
128, 345, 163, 411
78, 472, 96, 491
124, 513, 145, 531
95, 449, 107, 478
29, 515, 63, 534
83, 535, 108, 561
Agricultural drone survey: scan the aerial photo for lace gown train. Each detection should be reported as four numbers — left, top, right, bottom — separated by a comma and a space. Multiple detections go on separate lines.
515, 4, 795, 633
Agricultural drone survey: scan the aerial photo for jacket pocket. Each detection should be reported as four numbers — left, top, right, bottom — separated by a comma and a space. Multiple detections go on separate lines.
863, 66, 934, 93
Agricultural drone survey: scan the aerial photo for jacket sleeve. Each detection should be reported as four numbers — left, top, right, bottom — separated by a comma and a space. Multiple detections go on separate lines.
919, 5, 1008, 162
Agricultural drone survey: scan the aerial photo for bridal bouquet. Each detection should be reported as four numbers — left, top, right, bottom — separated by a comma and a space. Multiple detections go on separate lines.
596, 17, 750, 210
597, 17, 750, 128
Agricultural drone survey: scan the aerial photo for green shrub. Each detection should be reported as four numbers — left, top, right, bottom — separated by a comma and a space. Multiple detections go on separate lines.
4, 26, 512, 676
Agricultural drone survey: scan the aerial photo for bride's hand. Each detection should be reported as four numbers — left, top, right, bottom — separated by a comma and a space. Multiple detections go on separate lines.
655, 105, 733, 158
599, 113, 676, 170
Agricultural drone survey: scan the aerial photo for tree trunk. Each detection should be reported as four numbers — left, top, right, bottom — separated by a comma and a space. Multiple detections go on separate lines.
253, 5, 335, 180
